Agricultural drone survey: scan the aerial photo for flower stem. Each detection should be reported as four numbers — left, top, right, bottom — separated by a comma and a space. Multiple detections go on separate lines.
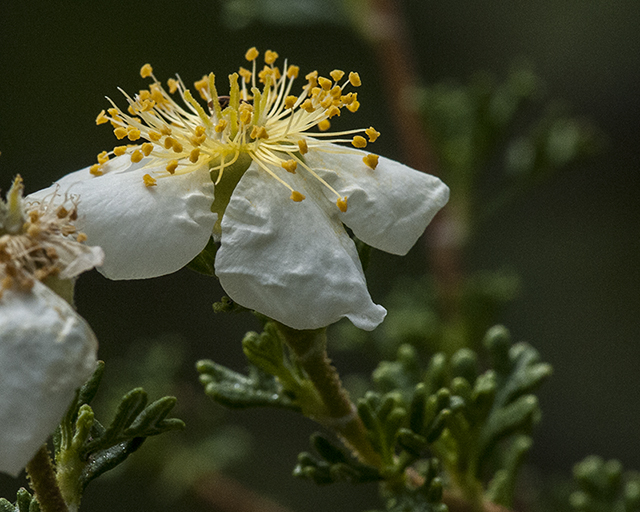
276, 324, 382, 468
25, 445, 68, 512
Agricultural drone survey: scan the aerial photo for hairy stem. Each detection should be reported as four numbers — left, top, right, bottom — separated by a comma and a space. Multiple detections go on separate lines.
276, 324, 382, 468
26, 445, 68, 512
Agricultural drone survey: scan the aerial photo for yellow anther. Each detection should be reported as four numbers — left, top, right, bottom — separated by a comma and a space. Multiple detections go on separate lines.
166, 160, 178, 174
301, 99, 315, 113
245, 47, 259, 61
282, 160, 298, 173
164, 137, 175, 149
131, 150, 144, 163
341, 92, 354, 104
318, 119, 331, 131
305, 70, 318, 87
143, 174, 157, 187
89, 164, 103, 176
320, 96, 333, 109
298, 139, 309, 154
189, 148, 200, 163
195, 126, 206, 137
330, 69, 345, 82
114, 145, 127, 156
287, 65, 299, 79
349, 72, 362, 87
330, 85, 342, 98
239, 104, 253, 125
337, 196, 348, 213
139, 90, 151, 101
96, 110, 109, 125
194, 76, 209, 100
97, 151, 109, 164
366, 127, 381, 142
127, 104, 137, 115
250, 125, 269, 139
291, 191, 305, 202
363, 154, 379, 169
76, 233, 88, 243
107, 108, 119, 117
346, 100, 360, 113
114, 127, 128, 139
318, 76, 332, 91
148, 131, 162, 141
127, 128, 141, 141
264, 50, 279, 65
352, 135, 367, 148
140, 64, 153, 79
215, 119, 228, 133
327, 105, 341, 118
285, 95, 298, 109
238, 66, 252, 83
160, 125, 172, 136
141, 143, 154, 156
140, 99, 155, 112
167, 78, 179, 94
172, 141, 184, 153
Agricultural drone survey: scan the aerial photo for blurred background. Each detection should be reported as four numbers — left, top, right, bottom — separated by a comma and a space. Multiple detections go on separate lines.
1, 1, 639, 511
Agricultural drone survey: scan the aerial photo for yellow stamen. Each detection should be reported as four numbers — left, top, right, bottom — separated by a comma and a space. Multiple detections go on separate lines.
140, 64, 153, 78
114, 145, 127, 156
330, 69, 345, 81
143, 174, 157, 187
131, 150, 144, 163
90, 164, 103, 176
298, 140, 309, 154
318, 77, 332, 91
245, 47, 259, 61
189, 148, 200, 163
349, 72, 361, 87
148, 131, 162, 141
96, 110, 109, 125
97, 151, 109, 164
363, 154, 379, 169
76, 233, 88, 243
114, 127, 128, 140
141, 142, 154, 156
352, 136, 367, 148
264, 50, 279, 65
287, 65, 299, 79
167, 78, 179, 94
127, 128, 141, 141
337, 196, 348, 213
282, 160, 297, 173
366, 127, 380, 142
291, 191, 305, 202
318, 119, 331, 131
215, 119, 228, 133
284, 95, 297, 109
166, 160, 178, 174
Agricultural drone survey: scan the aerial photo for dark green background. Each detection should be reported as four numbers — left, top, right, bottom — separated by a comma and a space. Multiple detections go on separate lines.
1, 1, 639, 510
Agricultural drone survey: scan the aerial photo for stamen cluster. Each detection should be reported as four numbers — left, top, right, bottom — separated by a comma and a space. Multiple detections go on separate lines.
0, 177, 88, 295
92, 48, 382, 212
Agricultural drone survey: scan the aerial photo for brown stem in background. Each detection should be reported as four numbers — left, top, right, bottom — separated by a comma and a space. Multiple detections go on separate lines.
195, 472, 294, 512
359, 0, 464, 320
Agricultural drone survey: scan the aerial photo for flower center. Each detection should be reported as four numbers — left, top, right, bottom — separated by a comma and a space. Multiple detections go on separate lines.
91, 48, 382, 212
0, 176, 87, 294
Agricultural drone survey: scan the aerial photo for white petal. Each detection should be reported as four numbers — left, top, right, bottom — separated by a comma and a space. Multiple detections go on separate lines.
216, 165, 387, 331
0, 281, 98, 476
28, 157, 217, 280
304, 146, 450, 255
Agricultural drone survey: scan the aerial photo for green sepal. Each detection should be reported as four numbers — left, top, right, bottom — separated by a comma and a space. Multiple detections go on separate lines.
186, 237, 218, 276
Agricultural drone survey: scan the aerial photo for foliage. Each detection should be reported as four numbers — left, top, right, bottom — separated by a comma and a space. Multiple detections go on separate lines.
570, 456, 640, 512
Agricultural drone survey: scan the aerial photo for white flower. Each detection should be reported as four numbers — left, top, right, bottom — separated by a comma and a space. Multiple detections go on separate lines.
0, 177, 101, 476
0, 280, 98, 476
30, 49, 449, 331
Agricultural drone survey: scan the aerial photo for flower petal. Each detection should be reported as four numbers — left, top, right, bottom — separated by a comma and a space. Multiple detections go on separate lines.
305, 146, 450, 255
29, 157, 216, 279
0, 281, 98, 476
216, 164, 387, 331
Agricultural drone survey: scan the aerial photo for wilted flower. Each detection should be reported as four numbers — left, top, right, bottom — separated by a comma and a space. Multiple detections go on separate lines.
31, 49, 449, 331
0, 177, 101, 476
